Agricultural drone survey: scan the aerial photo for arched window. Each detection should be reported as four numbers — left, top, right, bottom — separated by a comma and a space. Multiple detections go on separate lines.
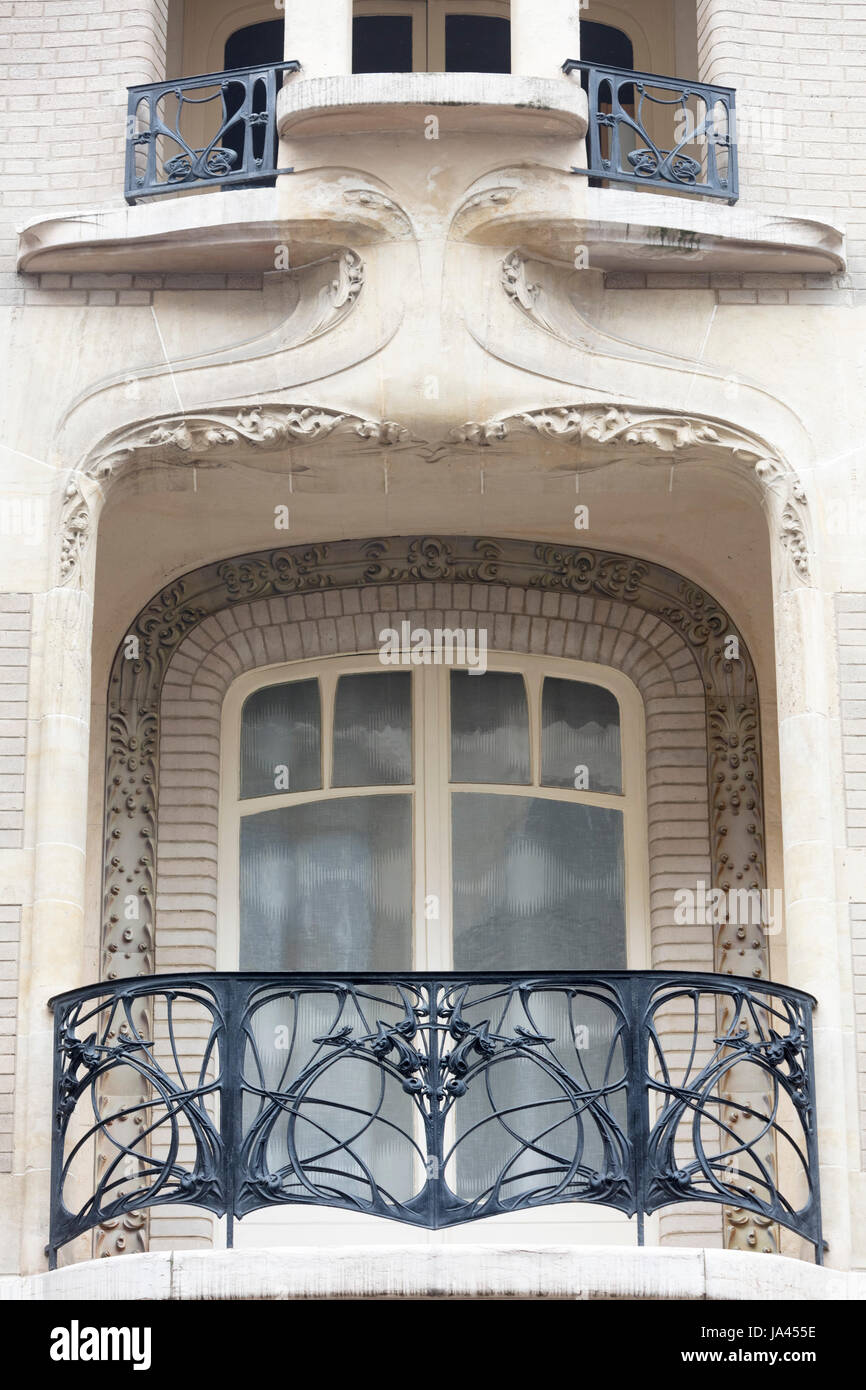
219, 653, 649, 973
579, 19, 634, 71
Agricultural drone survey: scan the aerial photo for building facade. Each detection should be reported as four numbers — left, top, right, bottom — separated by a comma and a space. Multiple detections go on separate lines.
1, 0, 866, 1300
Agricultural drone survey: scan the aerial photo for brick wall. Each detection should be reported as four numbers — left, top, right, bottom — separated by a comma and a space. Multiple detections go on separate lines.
836, 595, 866, 1165
836, 594, 866, 848
696, 1, 866, 290
0, 595, 31, 850
0, 0, 169, 273
852, 904, 866, 1167
0, 904, 20, 1174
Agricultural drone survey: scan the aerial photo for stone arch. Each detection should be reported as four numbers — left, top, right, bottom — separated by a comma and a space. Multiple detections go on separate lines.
103, 534, 766, 988
100, 533, 771, 1259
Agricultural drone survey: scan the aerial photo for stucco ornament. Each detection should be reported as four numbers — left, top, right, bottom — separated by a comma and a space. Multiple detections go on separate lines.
448, 404, 814, 586
58, 405, 414, 583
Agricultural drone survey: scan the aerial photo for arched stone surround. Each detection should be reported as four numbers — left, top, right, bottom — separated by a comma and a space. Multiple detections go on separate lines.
95, 534, 772, 1259
103, 537, 766, 991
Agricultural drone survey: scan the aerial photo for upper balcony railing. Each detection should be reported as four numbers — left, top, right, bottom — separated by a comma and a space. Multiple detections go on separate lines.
563, 60, 738, 203
125, 60, 300, 204
123, 59, 736, 206
48, 969, 819, 1265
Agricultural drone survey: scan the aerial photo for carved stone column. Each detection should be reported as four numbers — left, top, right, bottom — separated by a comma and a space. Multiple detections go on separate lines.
763, 478, 849, 1267
20, 477, 104, 1271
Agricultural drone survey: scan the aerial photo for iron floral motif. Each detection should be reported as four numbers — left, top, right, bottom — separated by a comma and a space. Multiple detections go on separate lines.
48, 971, 821, 1265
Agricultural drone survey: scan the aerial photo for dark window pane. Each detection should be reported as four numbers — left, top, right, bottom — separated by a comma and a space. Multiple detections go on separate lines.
332, 672, 413, 787
452, 793, 626, 970
240, 680, 321, 799
578, 20, 633, 69
579, 21, 634, 110
240, 794, 412, 970
450, 670, 530, 785
222, 21, 286, 183
353, 15, 414, 73
541, 678, 622, 794
445, 14, 510, 73
224, 19, 284, 70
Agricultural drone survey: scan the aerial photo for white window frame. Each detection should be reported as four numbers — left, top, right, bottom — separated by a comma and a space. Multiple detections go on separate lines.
217, 650, 650, 972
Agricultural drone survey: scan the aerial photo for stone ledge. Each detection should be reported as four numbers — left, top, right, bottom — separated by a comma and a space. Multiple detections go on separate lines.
1, 1245, 862, 1301
17, 181, 845, 278
460, 184, 846, 275
276, 72, 589, 138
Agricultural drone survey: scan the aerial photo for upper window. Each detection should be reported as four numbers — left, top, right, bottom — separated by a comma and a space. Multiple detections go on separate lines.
220, 654, 648, 975
353, 1, 511, 74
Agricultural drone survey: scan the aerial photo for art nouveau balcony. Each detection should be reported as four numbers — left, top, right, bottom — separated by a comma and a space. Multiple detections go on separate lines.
17, 53, 844, 277
48, 968, 822, 1269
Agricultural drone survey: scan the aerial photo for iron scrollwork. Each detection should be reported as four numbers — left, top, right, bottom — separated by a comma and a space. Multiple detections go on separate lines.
48, 970, 821, 1266
124, 61, 300, 203
564, 60, 738, 203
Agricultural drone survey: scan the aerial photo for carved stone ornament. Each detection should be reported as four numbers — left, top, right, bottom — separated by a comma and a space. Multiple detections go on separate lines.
447, 404, 813, 587
59, 405, 415, 583
62, 396, 813, 591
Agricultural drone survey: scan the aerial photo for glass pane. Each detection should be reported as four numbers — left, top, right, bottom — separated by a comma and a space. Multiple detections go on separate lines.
450, 671, 530, 785
240, 794, 412, 970
542, 678, 622, 795
445, 15, 510, 73
240, 680, 321, 800
452, 794, 626, 970
353, 15, 414, 73
332, 672, 412, 787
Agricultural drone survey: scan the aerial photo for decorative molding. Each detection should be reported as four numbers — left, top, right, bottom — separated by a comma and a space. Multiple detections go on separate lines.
342, 188, 413, 237
59, 406, 414, 584
447, 405, 814, 586
61, 394, 813, 590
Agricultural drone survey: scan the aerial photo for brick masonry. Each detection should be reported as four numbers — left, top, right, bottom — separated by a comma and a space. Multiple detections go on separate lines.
0, 905, 20, 1174
603, 270, 851, 304
853, 904, 866, 1167
0, 0, 169, 275
837, 594, 866, 1165
3, 271, 267, 308
696, 0, 866, 293
149, 580, 722, 1250
0, 595, 31, 850
836, 594, 866, 849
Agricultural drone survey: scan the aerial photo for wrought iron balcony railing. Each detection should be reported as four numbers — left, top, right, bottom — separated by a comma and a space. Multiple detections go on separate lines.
48, 970, 819, 1266
124, 61, 300, 203
564, 60, 738, 202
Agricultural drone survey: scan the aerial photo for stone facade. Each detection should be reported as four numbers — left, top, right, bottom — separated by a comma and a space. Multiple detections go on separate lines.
0, 0, 865, 1298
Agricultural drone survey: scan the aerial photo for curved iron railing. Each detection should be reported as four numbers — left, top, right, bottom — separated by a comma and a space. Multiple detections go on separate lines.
564, 60, 738, 202
125, 61, 300, 203
48, 971, 820, 1265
